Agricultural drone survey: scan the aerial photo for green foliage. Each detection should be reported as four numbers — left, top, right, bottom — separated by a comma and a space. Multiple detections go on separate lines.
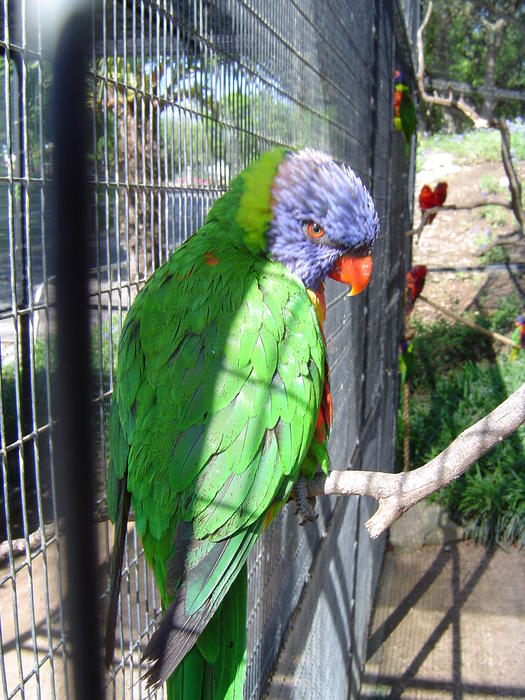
0, 339, 54, 539
479, 241, 508, 264
406, 319, 496, 390
422, 0, 525, 128
480, 205, 509, 228
478, 174, 502, 194
418, 124, 525, 165
485, 292, 522, 335
399, 313, 525, 547
91, 314, 121, 380
0, 59, 54, 177
0, 313, 122, 540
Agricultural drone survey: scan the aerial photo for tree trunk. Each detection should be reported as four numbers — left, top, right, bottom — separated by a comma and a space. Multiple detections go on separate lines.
498, 118, 525, 237
117, 90, 160, 288
481, 18, 507, 123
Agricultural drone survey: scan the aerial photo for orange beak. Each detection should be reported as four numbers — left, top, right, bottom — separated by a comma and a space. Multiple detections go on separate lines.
328, 255, 373, 296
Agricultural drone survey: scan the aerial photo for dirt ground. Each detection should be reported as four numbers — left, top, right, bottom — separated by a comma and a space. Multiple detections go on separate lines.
411, 154, 525, 326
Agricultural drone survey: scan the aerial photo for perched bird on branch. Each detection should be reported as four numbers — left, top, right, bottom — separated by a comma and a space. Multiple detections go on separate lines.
394, 70, 417, 156
419, 182, 448, 223
511, 314, 525, 356
105, 148, 379, 699
405, 264, 427, 317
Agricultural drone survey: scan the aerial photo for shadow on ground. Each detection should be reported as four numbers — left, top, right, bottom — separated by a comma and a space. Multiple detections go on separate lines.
361, 538, 525, 699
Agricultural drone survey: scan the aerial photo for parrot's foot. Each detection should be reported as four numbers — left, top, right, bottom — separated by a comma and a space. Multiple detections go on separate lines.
291, 477, 318, 526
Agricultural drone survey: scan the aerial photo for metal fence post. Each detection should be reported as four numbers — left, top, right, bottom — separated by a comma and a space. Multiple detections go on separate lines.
53, 8, 103, 699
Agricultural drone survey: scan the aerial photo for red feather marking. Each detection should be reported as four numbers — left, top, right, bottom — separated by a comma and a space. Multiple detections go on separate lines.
314, 375, 333, 443
204, 251, 220, 265
393, 89, 403, 117
306, 284, 332, 444
261, 503, 279, 530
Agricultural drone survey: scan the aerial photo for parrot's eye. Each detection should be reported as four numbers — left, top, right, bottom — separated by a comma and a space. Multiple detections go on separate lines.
303, 221, 325, 239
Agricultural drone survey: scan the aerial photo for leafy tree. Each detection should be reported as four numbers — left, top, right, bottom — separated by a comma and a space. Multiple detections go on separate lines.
420, 0, 525, 130
417, 0, 524, 235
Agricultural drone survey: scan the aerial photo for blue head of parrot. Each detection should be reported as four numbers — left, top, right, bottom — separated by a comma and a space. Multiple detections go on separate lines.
266, 149, 379, 292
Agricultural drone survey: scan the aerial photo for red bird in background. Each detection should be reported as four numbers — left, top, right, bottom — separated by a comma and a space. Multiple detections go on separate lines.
406, 264, 427, 316
419, 182, 448, 223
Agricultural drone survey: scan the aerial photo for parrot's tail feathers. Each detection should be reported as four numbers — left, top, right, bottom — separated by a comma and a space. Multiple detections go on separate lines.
142, 594, 212, 687
143, 523, 262, 688
104, 481, 132, 668
148, 569, 248, 699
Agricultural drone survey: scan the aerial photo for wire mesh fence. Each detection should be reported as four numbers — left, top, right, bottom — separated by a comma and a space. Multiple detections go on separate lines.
0, 0, 417, 698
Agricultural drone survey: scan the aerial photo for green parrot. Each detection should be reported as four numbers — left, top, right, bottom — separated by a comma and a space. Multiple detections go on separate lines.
105, 148, 380, 698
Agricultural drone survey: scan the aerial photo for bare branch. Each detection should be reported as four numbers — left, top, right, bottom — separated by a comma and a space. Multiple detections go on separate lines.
11, 383, 521, 560
438, 202, 511, 211
407, 200, 511, 240
409, 208, 433, 242
418, 294, 517, 348
0, 524, 56, 562
498, 118, 525, 236
481, 237, 522, 253
417, 1, 490, 128
308, 383, 525, 538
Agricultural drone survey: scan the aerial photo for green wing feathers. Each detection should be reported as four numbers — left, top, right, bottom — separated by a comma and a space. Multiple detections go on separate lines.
106, 223, 327, 689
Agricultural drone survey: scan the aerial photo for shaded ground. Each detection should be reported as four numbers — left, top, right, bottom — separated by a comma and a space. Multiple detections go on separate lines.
361, 537, 525, 699
361, 502, 525, 699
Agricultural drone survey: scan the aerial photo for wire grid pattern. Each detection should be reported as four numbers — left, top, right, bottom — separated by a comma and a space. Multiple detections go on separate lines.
0, 0, 417, 698
0, 1, 70, 698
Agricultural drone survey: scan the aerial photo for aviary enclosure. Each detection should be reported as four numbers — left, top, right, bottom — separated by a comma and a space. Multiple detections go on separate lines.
0, 1, 417, 697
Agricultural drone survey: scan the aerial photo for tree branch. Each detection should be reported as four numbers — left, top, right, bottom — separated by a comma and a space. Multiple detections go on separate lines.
417, 1, 490, 128
0, 523, 56, 562
308, 382, 525, 538
7, 385, 523, 560
418, 294, 517, 347
498, 117, 525, 236
477, 0, 525, 50
408, 200, 512, 241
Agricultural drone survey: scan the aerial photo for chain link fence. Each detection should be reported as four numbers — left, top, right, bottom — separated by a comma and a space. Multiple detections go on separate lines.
0, 0, 417, 697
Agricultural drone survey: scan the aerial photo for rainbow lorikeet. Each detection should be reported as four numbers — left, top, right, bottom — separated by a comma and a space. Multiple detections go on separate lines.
405, 264, 427, 317
393, 70, 417, 156
105, 148, 379, 699
511, 315, 525, 350
399, 338, 414, 385
419, 182, 447, 223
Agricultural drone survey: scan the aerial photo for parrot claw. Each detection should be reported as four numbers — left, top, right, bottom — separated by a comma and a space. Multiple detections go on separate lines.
291, 477, 318, 526
299, 509, 319, 527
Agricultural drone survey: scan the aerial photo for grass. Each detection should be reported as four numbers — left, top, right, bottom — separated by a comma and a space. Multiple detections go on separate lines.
417, 120, 525, 170
479, 205, 508, 228
483, 292, 522, 334
411, 122, 525, 546
479, 243, 508, 265
399, 303, 525, 547
478, 174, 502, 194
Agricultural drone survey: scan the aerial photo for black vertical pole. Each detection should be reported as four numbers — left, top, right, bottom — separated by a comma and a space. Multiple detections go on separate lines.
9, 6, 36, 520
53, 9, 103, 699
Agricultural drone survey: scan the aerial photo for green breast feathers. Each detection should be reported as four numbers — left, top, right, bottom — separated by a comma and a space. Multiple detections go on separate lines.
107, 226, 326, 579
